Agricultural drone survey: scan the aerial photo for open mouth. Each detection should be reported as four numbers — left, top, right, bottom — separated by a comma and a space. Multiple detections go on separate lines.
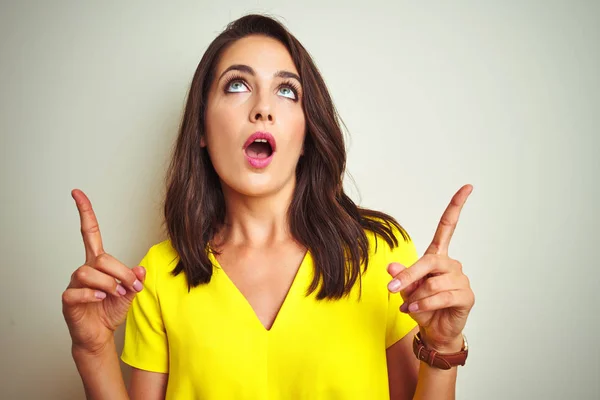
245, 138, 273, 159
243, 132, 276, 169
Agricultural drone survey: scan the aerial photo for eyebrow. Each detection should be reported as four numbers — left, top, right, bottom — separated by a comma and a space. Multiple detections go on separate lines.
217, 64, 301, 84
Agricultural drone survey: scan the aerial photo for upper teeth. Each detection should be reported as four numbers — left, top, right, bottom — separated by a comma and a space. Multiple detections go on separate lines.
254, 139, 268, 143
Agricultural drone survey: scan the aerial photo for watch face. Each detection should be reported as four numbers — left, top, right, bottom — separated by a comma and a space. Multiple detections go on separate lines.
462, 334, 468, 351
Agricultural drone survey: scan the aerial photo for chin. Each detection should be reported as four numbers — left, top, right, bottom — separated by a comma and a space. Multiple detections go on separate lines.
223, 172, 286, 198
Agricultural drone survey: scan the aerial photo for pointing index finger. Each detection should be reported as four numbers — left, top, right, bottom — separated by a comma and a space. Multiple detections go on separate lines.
72, 189, 105, 263
426, 184, 473, 256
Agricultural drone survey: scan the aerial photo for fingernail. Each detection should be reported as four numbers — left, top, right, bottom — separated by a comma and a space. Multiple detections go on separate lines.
95, 291, 106, 299
116, 284, 127, 296
388, 279, 402, 292
400, 302, 409, 313
133, 279, 143, 292
408, 303, 419, 313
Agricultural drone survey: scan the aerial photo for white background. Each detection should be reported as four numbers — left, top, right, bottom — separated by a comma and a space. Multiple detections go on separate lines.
1, 1, 598, 399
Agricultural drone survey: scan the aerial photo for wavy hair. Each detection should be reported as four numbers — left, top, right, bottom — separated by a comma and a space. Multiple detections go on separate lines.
164, 14, 409, 299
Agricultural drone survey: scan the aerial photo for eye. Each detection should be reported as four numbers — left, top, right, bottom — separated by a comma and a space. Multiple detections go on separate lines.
278, 86, 296, 100
277, 80, 301, 101
226, 79, 249, 93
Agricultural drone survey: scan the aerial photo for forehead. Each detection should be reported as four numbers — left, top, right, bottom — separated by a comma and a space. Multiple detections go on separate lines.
215, 35, 299, 77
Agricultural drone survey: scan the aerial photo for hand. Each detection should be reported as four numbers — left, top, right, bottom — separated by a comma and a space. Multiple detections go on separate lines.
62, 189, 145, 355
387, 184, 475, 353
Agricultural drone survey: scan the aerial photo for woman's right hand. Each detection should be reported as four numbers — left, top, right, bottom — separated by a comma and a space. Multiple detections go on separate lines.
62, 189, 145, 355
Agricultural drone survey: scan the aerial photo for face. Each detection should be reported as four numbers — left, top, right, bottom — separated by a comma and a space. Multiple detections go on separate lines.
204, 35, 306, 198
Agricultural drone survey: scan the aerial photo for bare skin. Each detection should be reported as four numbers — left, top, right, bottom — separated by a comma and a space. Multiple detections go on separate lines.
211, 235, 307, 331
64, 189, 167, 400
63, 33, 475, 400
63, 35, 311, 399
201, 34, 308, 331
387, 184, 475, 400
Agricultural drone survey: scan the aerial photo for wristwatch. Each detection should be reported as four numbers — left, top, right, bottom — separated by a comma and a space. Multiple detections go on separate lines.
412, 332, 468, 370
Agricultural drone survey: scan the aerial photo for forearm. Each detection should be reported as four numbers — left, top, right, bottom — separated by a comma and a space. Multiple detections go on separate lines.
72, 341, 129, 400
413, 362, 458, 400
412, 336, 462, 400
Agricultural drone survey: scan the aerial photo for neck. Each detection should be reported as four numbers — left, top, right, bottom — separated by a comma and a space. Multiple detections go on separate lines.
215, 177, 297, 249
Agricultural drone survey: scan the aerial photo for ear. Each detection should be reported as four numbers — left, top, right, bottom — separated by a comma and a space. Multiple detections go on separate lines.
200, 135, 207, 148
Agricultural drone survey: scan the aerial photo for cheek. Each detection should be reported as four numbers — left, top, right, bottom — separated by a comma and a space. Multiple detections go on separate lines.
292, 116, 307, 152
204, 103, 240, 149
280, 106, 306, 151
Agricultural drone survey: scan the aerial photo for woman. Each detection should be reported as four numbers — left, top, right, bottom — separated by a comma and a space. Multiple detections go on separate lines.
63, 14, 474, 400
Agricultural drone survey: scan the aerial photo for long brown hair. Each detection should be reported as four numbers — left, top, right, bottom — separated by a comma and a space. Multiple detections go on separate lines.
164, 14, 409, 299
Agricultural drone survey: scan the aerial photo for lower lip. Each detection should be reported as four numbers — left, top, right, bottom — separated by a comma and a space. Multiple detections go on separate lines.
245, 153, 274, 168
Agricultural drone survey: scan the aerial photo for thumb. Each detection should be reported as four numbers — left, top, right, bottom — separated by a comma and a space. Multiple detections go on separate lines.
132, 266, 147, 284
387, 262, 421, 300
122, 266, 146, 303
387, 262, 405, 277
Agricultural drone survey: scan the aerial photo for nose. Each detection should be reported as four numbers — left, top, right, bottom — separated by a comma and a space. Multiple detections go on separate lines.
249, 93, 275, 123
253, 111, 273, 122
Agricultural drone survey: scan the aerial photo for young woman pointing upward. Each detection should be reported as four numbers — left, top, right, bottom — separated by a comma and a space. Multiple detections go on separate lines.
63, 14, 474, 400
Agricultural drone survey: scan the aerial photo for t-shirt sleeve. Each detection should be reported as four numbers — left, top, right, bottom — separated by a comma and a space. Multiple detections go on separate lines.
120, 246, 169, 373
385, 237, 420, 348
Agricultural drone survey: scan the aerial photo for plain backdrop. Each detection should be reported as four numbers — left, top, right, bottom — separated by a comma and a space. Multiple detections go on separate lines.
1, 1, 598, 399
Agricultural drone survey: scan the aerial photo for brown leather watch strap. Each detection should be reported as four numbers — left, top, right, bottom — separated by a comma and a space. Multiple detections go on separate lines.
412, 332, 468, 370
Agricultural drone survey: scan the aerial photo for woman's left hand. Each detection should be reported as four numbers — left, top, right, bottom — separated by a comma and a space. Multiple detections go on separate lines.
387, 184, 475, 353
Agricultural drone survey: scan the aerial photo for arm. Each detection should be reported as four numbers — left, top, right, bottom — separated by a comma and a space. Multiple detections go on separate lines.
73, 342, 168, 400
386, 327, 419, 399
128, 368, 168, 400
387, 326, 462, 400
72, 342, 128, 400
387, 185, 474, 400
413, 332, 463, 400
65, 190, 169, 400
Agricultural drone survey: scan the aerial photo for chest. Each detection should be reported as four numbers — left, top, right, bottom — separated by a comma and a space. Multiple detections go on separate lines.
214, 245, 307, 330
160, 263, 390, 400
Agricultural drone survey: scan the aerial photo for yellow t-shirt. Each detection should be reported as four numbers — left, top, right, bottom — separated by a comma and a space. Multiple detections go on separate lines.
121, 229, 419, 399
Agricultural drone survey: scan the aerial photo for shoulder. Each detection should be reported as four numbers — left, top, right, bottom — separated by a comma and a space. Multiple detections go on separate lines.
354, 225, 419, 307
364, 225, 419, 269
143, 239, 178, 263
139, 239, 180, 277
